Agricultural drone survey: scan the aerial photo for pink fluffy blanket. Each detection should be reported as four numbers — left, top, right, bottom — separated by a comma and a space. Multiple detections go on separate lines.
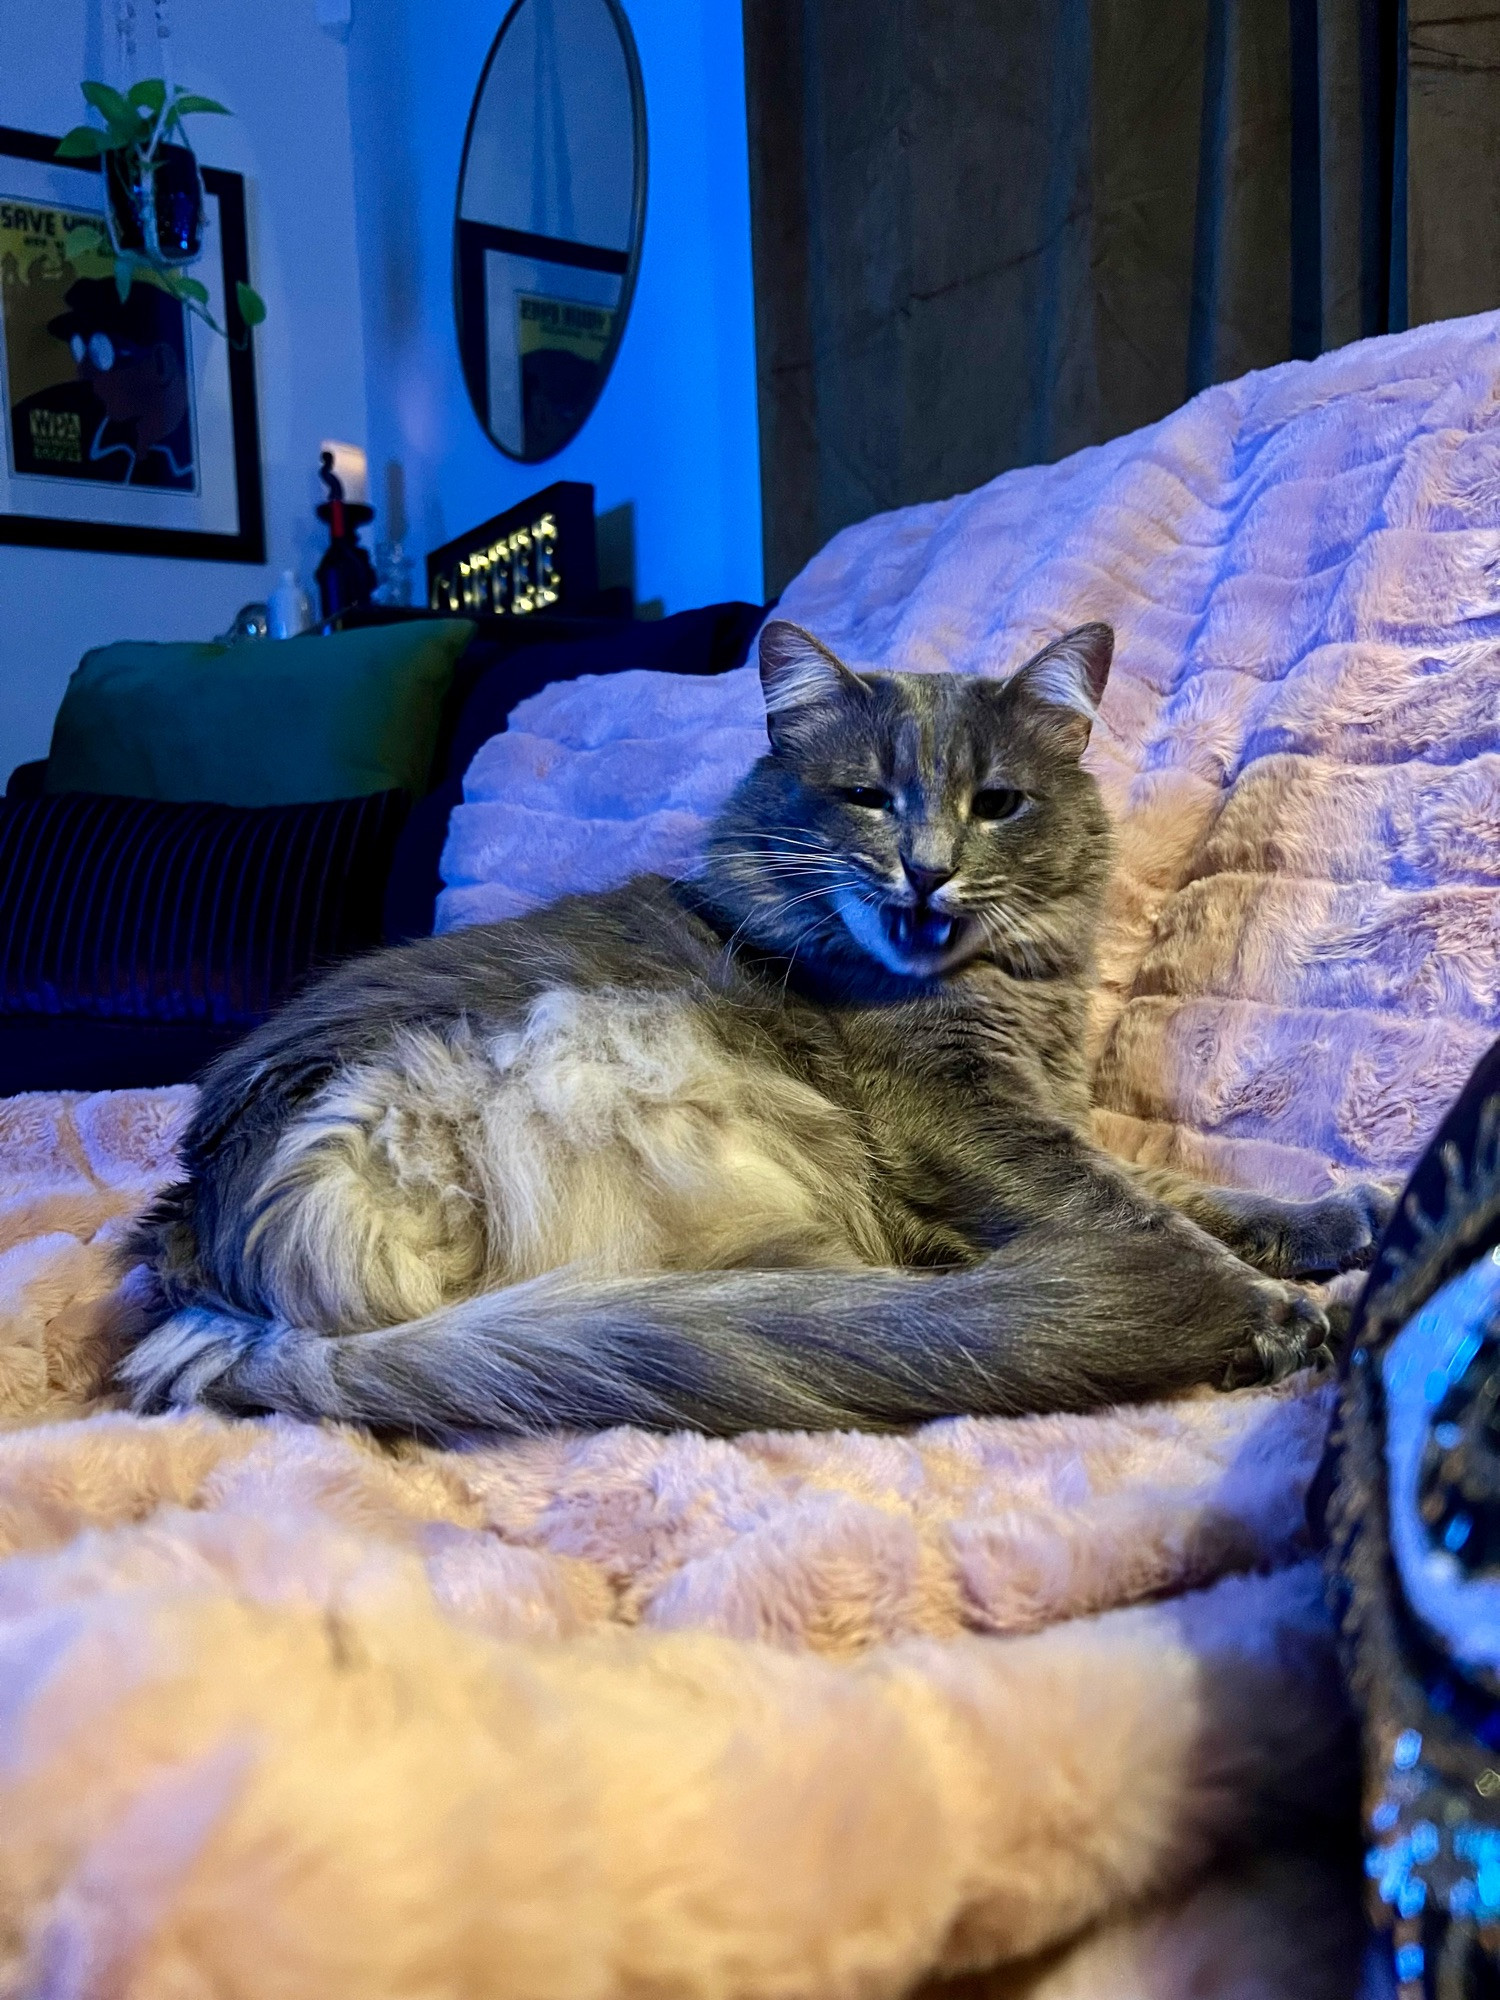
8, 313, 1500, 1996
0, 1092, 1358, 1999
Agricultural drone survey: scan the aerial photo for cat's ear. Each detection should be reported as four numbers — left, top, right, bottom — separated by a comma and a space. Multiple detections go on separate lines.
758, 621, 871, 750
1006, 623, 1114, 755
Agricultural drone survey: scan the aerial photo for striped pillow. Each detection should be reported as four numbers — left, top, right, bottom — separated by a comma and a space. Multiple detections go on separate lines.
0, 791, 408, 1026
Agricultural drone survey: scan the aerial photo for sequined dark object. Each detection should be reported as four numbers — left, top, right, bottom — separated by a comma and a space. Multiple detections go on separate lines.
1420, 1344, 1500, 1586
1322, 1048, 1500, 1999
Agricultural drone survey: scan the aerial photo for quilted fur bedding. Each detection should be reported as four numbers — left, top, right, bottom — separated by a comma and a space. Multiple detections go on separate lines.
5, 312, 1500, 1994
443, 310, 1500, 1206
0, 1091, 1358, 1998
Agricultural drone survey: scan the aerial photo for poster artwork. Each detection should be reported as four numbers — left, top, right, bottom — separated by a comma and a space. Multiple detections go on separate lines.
517, 292, 615, 460
0, 197, 198, 493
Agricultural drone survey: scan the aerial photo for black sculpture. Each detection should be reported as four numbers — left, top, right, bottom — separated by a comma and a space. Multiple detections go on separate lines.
314, 450, 378, 623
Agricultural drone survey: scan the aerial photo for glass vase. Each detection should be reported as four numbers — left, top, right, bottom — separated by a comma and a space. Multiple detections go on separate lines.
103, 141, 205, 266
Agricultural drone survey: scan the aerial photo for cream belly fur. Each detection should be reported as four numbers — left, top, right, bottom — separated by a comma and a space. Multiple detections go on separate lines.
240, 988, 890, 1333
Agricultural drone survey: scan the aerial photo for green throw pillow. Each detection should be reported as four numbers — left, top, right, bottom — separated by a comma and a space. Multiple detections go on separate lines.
45, 620, 475, 806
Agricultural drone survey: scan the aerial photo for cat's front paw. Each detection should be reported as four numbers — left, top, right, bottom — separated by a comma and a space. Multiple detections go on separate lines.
1290, 1182, 1396, 1276
1224, 1278, 1333, 1388
1229, 1183, 1396, 1280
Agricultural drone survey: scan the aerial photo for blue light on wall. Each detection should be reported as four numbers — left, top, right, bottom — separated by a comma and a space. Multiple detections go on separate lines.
346, 0, 764, 616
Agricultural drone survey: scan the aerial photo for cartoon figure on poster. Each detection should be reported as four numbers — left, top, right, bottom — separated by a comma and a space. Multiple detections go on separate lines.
517, 292, 615, 461
1, 200, 197, 492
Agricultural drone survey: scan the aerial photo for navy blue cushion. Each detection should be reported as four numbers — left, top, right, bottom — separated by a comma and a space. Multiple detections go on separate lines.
0, 789, 408, 1031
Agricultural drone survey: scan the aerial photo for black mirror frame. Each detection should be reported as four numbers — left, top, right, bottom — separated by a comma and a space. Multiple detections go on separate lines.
452, 0, 649, 464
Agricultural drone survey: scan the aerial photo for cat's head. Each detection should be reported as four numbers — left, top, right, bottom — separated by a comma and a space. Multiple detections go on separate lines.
703, 621, 1115, 984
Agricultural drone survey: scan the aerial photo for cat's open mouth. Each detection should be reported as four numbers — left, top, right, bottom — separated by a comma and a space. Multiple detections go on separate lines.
830, 884, 976, 975
882, 905, 957, 957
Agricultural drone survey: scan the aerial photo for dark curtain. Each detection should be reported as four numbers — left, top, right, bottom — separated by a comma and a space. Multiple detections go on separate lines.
745, 0, 1500, 594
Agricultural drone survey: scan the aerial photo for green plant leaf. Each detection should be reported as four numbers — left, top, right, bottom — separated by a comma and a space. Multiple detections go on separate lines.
172, 94, 232, 117
114, 255, 135, 302
127, 78, 167, 113
81, 80, 131, 124
55, 126, 109, 159
235, 281, 267, 328
80, 81, 141, 147
63, 221, 114, 279
174, 276, 210, 303
81, 93, 142, 150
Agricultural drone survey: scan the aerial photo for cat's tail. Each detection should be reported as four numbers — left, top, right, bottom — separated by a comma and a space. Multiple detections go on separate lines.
118, 1225, 1327, 1436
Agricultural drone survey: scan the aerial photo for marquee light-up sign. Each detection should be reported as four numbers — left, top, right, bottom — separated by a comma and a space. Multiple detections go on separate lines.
426, 481, 598, 618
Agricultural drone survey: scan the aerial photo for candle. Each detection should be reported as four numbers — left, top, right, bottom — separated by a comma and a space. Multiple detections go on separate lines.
319, 440, 368, 505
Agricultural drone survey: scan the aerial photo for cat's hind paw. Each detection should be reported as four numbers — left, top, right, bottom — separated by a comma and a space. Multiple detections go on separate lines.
1225, 1279, 1332, 1388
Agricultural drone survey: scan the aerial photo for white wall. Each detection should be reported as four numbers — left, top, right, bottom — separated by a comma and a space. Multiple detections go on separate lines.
0, 0, 764, 775
345, 0, 763, 619
0, 0, 368, 770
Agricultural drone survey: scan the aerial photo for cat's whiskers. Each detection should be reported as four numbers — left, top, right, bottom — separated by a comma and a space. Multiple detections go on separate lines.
774, 883, 862, 915
711, 849, 838, 877
718, 877, 855, 959
973, 905, 1048, 976
739, 832, 836, 860
747, 861, 838, 875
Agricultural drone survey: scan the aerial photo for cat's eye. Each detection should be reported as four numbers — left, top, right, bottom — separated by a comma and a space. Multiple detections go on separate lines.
971, 787, 1026, 822
837, 786, 893, 811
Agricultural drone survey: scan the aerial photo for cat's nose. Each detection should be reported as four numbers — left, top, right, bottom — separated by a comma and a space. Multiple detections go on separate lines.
901, 858, 954, 900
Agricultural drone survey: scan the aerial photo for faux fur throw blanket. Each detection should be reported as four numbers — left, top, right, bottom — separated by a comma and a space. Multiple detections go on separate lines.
442, 309, 1500, 1208
0, 1094, 1358, 1999
5, 313, 1500, 1996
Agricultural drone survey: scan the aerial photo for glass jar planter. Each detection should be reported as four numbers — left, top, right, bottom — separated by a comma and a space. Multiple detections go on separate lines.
103, 140, 204, 266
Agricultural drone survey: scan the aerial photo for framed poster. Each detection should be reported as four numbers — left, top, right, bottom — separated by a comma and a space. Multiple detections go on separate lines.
0, 125, 264, 563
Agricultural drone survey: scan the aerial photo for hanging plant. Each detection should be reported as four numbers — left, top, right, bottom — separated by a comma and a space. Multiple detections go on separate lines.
56, 80, 266, 343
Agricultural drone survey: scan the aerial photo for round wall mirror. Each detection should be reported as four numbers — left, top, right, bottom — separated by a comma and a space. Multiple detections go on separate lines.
455, 0, 647, 462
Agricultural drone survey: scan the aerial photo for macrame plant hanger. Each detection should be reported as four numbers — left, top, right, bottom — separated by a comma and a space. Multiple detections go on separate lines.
113, 0, 137, 86
113, 0, 174, 91
153, 0, 175, 94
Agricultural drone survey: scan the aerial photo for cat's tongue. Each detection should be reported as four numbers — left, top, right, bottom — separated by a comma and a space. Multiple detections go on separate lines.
890, 906, 954, 955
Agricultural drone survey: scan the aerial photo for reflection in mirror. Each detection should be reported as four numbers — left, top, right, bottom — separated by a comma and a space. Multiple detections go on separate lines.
456, 0, 646, 461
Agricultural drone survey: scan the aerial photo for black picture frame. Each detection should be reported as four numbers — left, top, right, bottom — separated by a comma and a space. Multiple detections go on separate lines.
0, 124, 265, 564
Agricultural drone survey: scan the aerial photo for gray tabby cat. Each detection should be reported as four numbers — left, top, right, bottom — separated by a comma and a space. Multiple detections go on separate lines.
121, 620, 1391, 1438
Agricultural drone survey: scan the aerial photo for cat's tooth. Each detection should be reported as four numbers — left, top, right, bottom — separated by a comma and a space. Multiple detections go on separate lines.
894, 908, 913, 948
931, 918, 954, 948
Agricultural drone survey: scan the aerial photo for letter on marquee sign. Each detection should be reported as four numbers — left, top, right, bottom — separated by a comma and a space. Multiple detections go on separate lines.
425, 482, 599, 619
